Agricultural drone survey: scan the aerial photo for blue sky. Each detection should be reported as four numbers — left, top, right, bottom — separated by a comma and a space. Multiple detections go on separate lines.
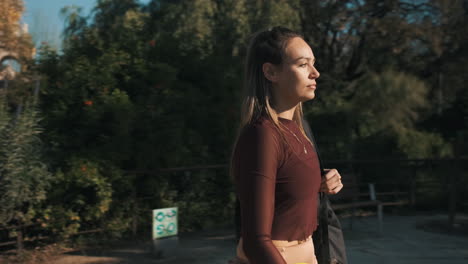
22, 0, 96, 48
22, 0, 150, 49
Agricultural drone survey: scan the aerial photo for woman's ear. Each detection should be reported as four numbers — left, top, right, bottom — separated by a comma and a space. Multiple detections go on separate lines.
262, 62, 280, 83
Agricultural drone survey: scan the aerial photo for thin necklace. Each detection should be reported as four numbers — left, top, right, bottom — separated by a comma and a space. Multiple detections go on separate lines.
283, 124, 310, 154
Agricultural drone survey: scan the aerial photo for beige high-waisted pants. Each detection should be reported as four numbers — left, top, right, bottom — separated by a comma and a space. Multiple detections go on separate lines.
235, 235, 318, 264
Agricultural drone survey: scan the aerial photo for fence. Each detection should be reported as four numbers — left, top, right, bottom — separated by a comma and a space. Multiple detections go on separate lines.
325, 158, 468, 224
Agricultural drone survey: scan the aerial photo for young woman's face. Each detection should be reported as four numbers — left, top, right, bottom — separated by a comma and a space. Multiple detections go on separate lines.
269, 37, 320, 106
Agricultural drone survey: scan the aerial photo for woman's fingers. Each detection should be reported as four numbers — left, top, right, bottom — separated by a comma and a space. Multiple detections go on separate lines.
320, 182, 344, 194
323, 169, 337, 179
319, 179, 340, 192
321, 172, 341, 184
328, 183, 344, 194
320, 168, 343, 194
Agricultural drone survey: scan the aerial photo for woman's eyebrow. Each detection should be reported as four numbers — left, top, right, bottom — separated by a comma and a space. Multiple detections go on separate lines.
293, 57, 316, 63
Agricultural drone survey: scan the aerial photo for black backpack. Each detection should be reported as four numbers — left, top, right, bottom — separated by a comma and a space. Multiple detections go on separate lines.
303, 119, 348, 264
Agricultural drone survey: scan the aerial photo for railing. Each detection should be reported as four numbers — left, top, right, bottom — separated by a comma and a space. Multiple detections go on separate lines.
324, 158, 468, 229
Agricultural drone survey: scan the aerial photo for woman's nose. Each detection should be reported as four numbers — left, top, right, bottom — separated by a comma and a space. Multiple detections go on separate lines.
310, 66, 320, 79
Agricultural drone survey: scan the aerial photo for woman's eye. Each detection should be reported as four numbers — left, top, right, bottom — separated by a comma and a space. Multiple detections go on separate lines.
300, 63, 307, 67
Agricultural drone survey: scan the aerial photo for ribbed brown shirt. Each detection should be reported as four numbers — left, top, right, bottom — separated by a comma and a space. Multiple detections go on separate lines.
232, 115, 321, 264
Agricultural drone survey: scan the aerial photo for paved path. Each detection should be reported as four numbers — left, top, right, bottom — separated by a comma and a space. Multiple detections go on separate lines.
345, 213, 468, 264
50, 213, 468, 264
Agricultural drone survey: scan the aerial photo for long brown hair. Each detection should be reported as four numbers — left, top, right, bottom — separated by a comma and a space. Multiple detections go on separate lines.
229, 26, 314, 182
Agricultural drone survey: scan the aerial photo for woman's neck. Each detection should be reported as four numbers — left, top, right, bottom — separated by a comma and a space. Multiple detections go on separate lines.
273, 103, 297, 121
277, 111, 295, 120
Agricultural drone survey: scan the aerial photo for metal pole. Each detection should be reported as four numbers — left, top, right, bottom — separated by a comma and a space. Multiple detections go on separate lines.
448, 164, 457, 231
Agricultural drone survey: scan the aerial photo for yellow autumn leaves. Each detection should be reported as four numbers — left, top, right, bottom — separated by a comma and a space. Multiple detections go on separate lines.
0, 0, 34, 67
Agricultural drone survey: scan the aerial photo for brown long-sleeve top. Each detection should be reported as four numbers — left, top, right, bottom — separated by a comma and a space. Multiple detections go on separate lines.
232, 115, 321, 264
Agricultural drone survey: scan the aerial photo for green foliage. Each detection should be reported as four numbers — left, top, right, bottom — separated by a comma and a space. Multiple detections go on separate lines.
261, 0, 301, 31
350, 69, 429, 135
44, 158, 112, 238
307, 69, 452, 159
0, 91, 10, 133
155, 169, 235, 232
0, 91, 51, 227
160, 0, 217, 58
397, 128, 452, 159
348, 70, 453, 159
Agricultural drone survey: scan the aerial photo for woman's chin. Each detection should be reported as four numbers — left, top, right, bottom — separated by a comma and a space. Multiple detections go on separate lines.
302, 91, 316, 101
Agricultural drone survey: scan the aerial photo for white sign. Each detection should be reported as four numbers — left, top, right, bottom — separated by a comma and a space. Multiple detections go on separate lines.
152, 207, 178, 239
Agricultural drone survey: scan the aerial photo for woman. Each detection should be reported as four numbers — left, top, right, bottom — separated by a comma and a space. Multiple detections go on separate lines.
230, 26, 344, 264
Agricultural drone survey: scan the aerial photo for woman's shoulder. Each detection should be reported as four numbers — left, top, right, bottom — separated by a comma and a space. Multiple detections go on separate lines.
234, 116, 285, 165
242, 115, 278, 133
238, 116, 281, 145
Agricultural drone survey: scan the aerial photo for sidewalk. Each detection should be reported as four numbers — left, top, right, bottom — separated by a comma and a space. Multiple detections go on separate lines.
345, 213, 468, 264
50, 213, 468, 264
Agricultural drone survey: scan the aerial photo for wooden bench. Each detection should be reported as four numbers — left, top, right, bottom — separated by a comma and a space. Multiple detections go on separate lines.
328, 173, 383, 233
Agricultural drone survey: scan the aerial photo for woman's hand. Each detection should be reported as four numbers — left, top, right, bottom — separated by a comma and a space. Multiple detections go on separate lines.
319, 169, 343, 195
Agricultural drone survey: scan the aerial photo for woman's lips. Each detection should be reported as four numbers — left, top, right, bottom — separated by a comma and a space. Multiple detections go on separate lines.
308, 85, 316, 89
